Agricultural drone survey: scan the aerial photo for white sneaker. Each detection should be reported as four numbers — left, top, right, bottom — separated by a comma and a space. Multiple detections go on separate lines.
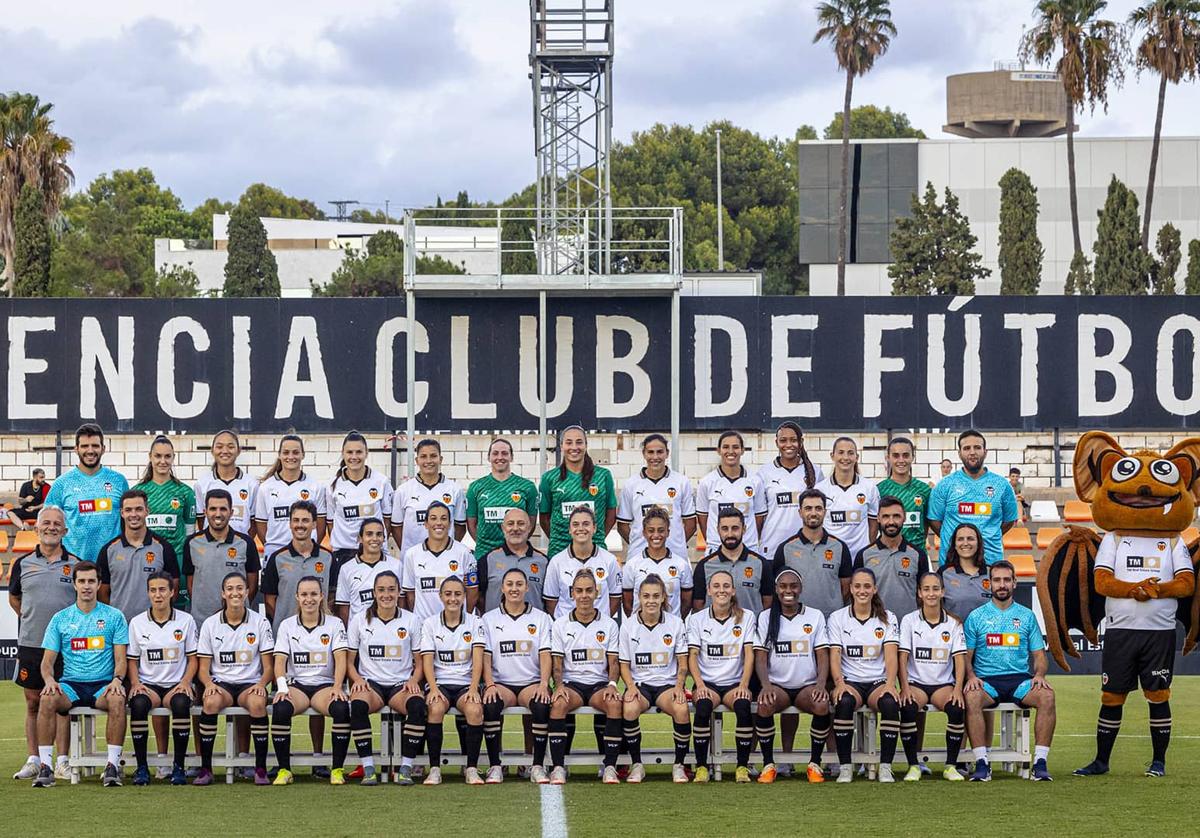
530, 765, 549, 784
155, 763, 171, 780
627, 763, 645, 784
516, 765, 532, 780
423, 767, 442, 786
54, 758, 72, 781
878, 764, 895, 783
485, 765, 504, 784
464, 767, 484, 786
550, 766, 567, 785
601, 765, 620, 784
672, 764, 689, 784
836, 765, 853, 783
13, 759, 39, 780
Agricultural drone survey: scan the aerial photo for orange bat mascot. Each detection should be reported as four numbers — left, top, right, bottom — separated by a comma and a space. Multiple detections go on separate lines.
1037, 432, 1200, 777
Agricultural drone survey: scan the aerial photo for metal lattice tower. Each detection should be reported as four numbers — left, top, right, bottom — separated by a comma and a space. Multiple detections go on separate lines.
530, 0, 613, 275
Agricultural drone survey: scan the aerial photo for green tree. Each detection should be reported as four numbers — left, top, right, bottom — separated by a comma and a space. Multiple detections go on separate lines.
147, 264, 200, 297
1064, 251, 1094, 294
1186, 239, 1200, 293
236, 183, 325, 220
1092, 175, 1154, 293
188, 197, 233, 240
1021, 0, 1127, 263
1129, 1, 1200, 248
222, 204, 279, 297
13, 183, 51, 296
888, 182, 989, 295
822, 104, 926, 139
1152, 221, 1182, 294
311, 230, 463, 296
997, 168, 1044, 294
814, 0, 897, 295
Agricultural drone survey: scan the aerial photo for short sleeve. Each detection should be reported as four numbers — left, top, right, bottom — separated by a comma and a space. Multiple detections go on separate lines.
259, 620, 275, 653
679, 559, 694, 590
866, 483, 881, 518
41, 613, 62, 653
692, 560, 708, 607
127, 620, 142, 658
418, 619, 434, 654
537, 472, 552, 515
333, 565, 352, 606
1026, 616, 1045, 652
605, 624, 619, 655
183, 486, 197, 527
1093, 533, 1116, 573
606, 555, 621, 595
197, 620, 213, 657
331, 619, 349, 651
759, 559, 774, 600
401, 549, 416, 592
464, 553, 479, 588
695, 475, 711, 515
244, 535, 261, 574
113, 613, 129, 646
378, 482, 395, 519
618, 623, 632, 663
824, 612, 842, 651
1171, 539, 1194, 577
899, 615, 913, 653
252, 485, 269, 522
524, 481, 540, 517
999, 480, 1018, 523
542, 559, 562, 601
550, 621, 566, 657
97, 547, 112, 584
751, 478, 768, 516
753, 611, 769, 650
620, 557, 636, 591
313, 485, 328, 518
678, 479, 696, 518
465, 482, 479, 519
672, 619, 687, 656
162, 542, 181, 579
185, 617, 199, 654
812, 612, 830, 648
45, 481, 63, 510
916, 547, 931, 578
260, 556, 279, 596
181, 539, 195, 577
884, 611, 899, 644
274, 625, 292, 657
602, 470, 617, 511
852, 547, 866, 570
452, 485, 467, 523
8, 557, 24, 597
685, 612, 701, 649
962, 611, 979, 651
950, 621, 966, 655
740, 614, 757, 646
616, 484, 633, 524
927, 481, 946, 523
838, 543, 853, 578
538, 613, 553, 651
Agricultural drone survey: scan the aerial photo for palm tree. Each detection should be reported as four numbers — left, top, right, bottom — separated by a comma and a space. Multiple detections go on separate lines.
1129, 0, 1200, 250
1020, 1, 1126, 263
813, 0, 896, 295
0, 93, 74, 295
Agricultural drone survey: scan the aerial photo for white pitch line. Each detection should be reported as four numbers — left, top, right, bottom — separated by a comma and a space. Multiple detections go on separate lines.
540, 783, 568, 838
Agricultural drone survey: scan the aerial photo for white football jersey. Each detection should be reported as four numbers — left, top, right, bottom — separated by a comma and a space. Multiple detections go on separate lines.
696, 467, 767, 552
753, 606, 828, 689
198, 609, 275, 685
402, 540, 478, 624
420, 612, 484, 687
542, 545, 622, 619
275, 614, 349, 687
392, 475, 467, 556
195, 470, 258, 534
686, 607, 756, 686
899, 610, 965, 686
334, 556, 403, 619
482, 604, 553, 687
755, 458, 825, 560
617, 468, 696, 559
621, 551, 694, 617
326, 469, 394, 551
551, 611, 619, 685
128, 609, 198, 687
814, 476, 880, 556
618, 611, 687, 688
347, 608, 420, 685
1095, 533, 1194, 631
826, 605, 900, 683
253, 473, 328, 554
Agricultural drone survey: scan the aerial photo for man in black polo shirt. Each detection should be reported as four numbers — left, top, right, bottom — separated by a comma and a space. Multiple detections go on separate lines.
693, 508, 773, 615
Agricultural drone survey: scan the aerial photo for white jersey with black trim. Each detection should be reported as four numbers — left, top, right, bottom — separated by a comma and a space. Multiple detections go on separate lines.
755, 458, 826, 560
686, 607, 756, 686
1094, 533, 1194, 631
197, 608, 275, 684
542, 545, 622, 619
253, 473, 328, 554
392, 475, 468, 556
617, 468, 696, 559
814, 475, 880, 556
333, 556, 403, 619
347, 608, 420, 685
420, 612, 484, 687
753, 606, 828, 690
482, 604, 553, 687
696, 466, 767, 552
194, 470, 258, 534
826, 605, 899, 683
402, 539, 478, 624
128, 609, 199, 687
275, 614, 349, 687
899, 610, 965, 686
327, 469, 395, 551
621, 551, 694, 616
551, 611, 619, 685
618, 611, 687, 689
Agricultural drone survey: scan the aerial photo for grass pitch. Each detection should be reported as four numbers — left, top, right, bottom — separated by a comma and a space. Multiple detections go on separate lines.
1, 678, 1197, 836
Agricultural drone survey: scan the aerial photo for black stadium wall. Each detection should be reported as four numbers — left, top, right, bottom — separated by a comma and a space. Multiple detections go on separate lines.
0, 295, 1196, 434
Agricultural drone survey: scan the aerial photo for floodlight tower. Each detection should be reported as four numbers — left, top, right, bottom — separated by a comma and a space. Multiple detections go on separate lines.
530, 0, 614, 275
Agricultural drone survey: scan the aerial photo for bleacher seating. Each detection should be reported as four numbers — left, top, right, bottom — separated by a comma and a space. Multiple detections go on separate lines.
1036, 527, 1065, 550
1008, 554, 1037, 578
1002, 527, 1032, 550
1063, 500, 1093, 523
1028, 500, 1060, 523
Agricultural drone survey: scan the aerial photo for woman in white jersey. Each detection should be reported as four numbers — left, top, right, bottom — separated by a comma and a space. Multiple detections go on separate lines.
270, 576, 352, 785
619, 574, 691, 784
480, 568, 553, 784
421, 575, 486, 786
814, 436, 879, 556
898, 571, 967, 782
334, 518, 402, 624
254, 434, 327, 556
345, 570, 424, 786
194, 429, 257, 534
752, 568, 831, 785
403, 502, 478, 622
828, 567, 901, 783
327, 432, 394, 600
622, 507, 693, 617
543, 506, 621, 619
696, 430, 767, 553
756, 422, 825, 560
391, 438, 467, 557
617, 433, 696, 559
548, 569, 621, 784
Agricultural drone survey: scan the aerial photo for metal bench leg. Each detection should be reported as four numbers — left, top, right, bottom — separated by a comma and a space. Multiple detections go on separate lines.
69, 716, 81, 785
225, 715, 236, 784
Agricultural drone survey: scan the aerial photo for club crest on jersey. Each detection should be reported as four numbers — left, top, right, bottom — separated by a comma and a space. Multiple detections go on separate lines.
1011, 618, 1021, 629
982, 579, 991, 590
588, 485, 599, 497
527, 623, 537, 635
239, 489, 249, 500
900, 557, 911, 569
941, 631, 951, 642
744, 486, 754, 498
300, 490, 310, 500
667, 487, 677, 498
463, 631, 472, 643
668, 566, 678, 577
824, 549, 834, 561
511, 492, 522, 504
174, 629, 184, 641
104, 482, 113, 492
397, 628, 407, 639
986, 486, 995, 498
732, 626, 742, 638
1157, 541, 1167, 551
449, 560, 459, 572
873, 627, 885, 639
228, 547, 238, 559
61, 566, 71, 576
96, 619, 106, 630
246, 633, 256, 644
803, 623, 813, 634
169, 498, 181, 510
596, 568, 606, 579
596, 631, 606, 643
530, 564, 540, 574
662, 634, 673, 646
367, 488, 379, 500
146, 552, 156, 563
320, 634, 330, 646
856, 493, 866, 504
744, 567, 754, 578
315, 562, 325, 573
914, 496, 923, 507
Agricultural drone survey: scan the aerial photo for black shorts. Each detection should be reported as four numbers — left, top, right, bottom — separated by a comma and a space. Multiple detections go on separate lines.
777, 684, 818, 705
844, 680, 886, 704
214, 681, 257, 704
703, 683, 746, 703
909, 682, 954, 700
292, 682, 333, 700
141, 683, 176, 701
369, 680, 408, 705
564, 681, 610, 705
495, 682, 539, 698
14, 645, 60, 690
638, 683, 674, 705
1102, 628, 1176, 694
436, 683, 472, 708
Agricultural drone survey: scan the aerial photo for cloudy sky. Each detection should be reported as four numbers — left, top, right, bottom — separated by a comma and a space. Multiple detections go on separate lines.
4, 0, 1193, 211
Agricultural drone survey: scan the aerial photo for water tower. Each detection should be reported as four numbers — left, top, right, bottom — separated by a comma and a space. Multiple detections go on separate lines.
943, 63, 1071, 138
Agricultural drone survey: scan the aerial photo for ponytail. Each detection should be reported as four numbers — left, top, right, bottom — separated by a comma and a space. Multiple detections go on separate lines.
557, 425, 595, 487
776, 422, 816, 488
261, 433, 305, 483
331, 431, 370, 492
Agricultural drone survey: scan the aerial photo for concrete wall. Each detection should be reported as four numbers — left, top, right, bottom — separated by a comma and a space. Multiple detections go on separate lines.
8, 430, 1192, 496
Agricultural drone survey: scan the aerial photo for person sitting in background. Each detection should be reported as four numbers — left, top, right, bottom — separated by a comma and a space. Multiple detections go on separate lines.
16, 469, 50, 523
1008, 468, 1029, 524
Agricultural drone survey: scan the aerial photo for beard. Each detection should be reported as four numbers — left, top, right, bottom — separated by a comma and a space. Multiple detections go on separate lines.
881, 524, 903, 538
722, 537, 742, 551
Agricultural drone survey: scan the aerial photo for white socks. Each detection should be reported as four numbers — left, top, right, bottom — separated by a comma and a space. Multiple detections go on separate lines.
400, 756, 414, 769
38, 746, 53, 765
106, 745, 122, 765
973, 746, 989, 764
1034, 745, 1050, 763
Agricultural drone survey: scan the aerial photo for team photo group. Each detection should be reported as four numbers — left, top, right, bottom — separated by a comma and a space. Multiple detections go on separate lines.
12, 418, 1198, 790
